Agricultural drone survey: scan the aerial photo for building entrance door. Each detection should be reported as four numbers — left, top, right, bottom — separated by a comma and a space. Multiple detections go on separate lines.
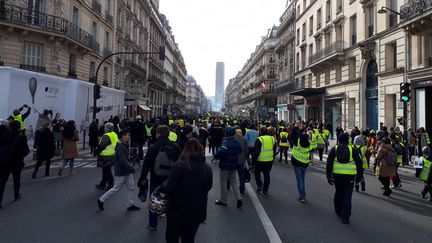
366, 60, 378, 131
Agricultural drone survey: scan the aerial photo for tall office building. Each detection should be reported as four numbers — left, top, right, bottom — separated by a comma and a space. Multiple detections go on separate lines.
215, 62, 225, 111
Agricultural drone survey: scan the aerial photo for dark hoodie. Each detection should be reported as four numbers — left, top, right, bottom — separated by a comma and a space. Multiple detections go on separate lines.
326, 134, 363, 180
214, 127, 241, 170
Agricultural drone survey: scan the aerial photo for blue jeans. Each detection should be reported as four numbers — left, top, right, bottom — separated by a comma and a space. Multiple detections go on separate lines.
212, 146, 221, 156
63, 159, 74, 167
149, 181, 161, 228
294, 166, 307, 199
237, 164, 245, 194
254, 164, 272, 192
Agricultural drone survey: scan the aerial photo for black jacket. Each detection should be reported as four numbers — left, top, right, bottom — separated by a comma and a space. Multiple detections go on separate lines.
214, 136, 241, 170
162, 155, 213, 224
130, 120, 146, 144
139, 138, 181, 185
326, 144, 364, 180
34, 128, 55, 161
113, 142, 135, 176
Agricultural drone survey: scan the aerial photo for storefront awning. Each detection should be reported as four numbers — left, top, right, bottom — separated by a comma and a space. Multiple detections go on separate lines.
290, 88, 325, 97
139, 104, 151, 111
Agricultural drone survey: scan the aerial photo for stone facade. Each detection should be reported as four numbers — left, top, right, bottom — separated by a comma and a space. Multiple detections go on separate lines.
185, 75, 206, 114
0, 0, 187, 120
226, 0, 418, 134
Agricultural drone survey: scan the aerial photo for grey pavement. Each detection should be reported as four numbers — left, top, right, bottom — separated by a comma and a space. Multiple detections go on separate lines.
0, 147, 431, 242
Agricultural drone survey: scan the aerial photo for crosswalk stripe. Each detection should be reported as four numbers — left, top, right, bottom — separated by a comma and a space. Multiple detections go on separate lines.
83, 163, 98, 168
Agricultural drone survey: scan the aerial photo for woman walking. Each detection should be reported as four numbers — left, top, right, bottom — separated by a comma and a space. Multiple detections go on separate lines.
162, 138, 213, 243
375, 137, 396, 196
59, 121, 79, 176
32, 122, 55, 178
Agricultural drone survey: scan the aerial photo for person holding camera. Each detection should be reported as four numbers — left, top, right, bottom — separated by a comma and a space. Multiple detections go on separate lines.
11, 104, 31, 133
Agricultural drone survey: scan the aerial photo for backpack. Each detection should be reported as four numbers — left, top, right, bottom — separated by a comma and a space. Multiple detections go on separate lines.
281, 133, 288, 143
154, 145, 175, 177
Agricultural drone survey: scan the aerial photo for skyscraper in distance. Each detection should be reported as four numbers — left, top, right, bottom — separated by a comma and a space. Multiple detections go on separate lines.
215, 62, 225, 111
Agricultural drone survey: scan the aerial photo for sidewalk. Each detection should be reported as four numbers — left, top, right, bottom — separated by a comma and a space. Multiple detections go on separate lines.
24, 139, 90, 168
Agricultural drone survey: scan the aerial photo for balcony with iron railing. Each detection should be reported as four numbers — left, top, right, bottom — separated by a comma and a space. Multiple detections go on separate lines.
92, 0, 102, 15
103, 47, 112, 57
90, 36, 100, 52
0, 4, 96, 52
20, 64, 46, 73
309, 40, 344, 66
400, 0, 432, 22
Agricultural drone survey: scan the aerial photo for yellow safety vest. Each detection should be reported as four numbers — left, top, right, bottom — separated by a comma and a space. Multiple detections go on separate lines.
315, 131, 326, 145
420, 157, 431, 182
169, 131, 178, 142
354, 144, 368, 168
323, 129, 330, 139
169, 119, 174, 126
426, 133, 431, 145
99, 131, 118, 156
309, 133, 317, 150
292, 138, 310, 164
12, 114, 26, 131
396, 143, 405, 165
333, 145, 357, 175
145, 125, 152, 137
279, 132, 289, 147
257, 135, 275, 162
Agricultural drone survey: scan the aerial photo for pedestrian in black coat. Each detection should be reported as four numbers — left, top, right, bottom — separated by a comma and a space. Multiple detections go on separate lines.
89, 120, 99, 154
32, 122, 55, 179
162, 138, 213, 243
0, 121, 29, 208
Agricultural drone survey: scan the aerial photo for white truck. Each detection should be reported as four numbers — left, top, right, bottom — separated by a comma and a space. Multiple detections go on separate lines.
0, 67, 125, 136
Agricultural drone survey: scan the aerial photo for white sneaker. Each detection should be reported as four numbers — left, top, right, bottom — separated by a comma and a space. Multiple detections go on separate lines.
390, 185, 394, 189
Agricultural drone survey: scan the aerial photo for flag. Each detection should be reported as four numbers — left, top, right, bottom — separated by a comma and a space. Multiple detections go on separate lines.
259, 82, 266, 91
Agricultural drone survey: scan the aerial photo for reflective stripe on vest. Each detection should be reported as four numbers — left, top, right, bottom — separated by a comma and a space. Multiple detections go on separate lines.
420, 157, 431, 182
169, 119, 174, 125
257, 135, 275, 162
279, 132, 289, 147
169, 131, 178, 142
100, 132, 118, 156
13, 114, 26, 130
333, 145, 357, 175
292, 138, 310, 164
426, 134, 431, 145
316, 132, 326, 145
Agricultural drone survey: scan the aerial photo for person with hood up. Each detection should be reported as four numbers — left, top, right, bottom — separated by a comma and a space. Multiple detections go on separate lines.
214, 127, 243, 208
327, 133, 363, 224
375, 137, 397, 197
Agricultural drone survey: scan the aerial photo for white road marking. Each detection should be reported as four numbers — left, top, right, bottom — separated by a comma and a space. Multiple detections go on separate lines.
245, 183, 283, 243
83, 163, 98, 168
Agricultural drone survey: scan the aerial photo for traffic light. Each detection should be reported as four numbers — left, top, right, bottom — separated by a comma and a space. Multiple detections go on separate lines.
400, 82, 411, 102
159, 46, 165, 60
94, 84, 101, 99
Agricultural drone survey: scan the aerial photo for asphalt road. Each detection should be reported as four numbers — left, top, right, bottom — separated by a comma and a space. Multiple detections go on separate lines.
0, 150, 431, 243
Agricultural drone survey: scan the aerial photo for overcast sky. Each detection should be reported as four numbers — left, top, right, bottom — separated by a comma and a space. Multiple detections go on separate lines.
159, 0, 287, 97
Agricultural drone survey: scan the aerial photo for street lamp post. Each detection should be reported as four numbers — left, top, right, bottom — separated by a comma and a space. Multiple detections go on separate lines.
90, 46, 165, 120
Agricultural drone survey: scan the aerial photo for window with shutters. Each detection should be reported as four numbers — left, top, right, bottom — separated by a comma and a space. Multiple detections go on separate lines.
22, 42, 43, 67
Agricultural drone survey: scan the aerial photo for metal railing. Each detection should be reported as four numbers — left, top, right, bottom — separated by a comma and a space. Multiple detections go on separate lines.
400, 0, 432, 22
309, 40, 344, 65
20, 64, 46, 72
92, 0, 102, 15
103, 47, 112, 57
0, 4, 95, 51
90, 36, 100, 52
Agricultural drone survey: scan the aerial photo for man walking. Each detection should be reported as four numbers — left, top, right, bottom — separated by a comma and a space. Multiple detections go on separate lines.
253, 128, 276, 195
326, 133, 363, 224
97, 130, 140, 211
94, 123, 117, 190
138, 125, 181, 231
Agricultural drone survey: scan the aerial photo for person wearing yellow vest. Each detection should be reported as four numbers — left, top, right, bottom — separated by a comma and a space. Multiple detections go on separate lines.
94, 123, 117, 190
145, 122, 154, 145
168, 125, 178, 143
353, 135, 367, 192
308, 129, 318, 163
420, 146, 432, 201
315, 127, 328, 162
291, 134, 311, 203
252, 128, 276, 195
278, 128, 289, 164
390, 133, 404, 188
323, 127, 330, 153
326, 133, 363, 224
12, 104, 31, 132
